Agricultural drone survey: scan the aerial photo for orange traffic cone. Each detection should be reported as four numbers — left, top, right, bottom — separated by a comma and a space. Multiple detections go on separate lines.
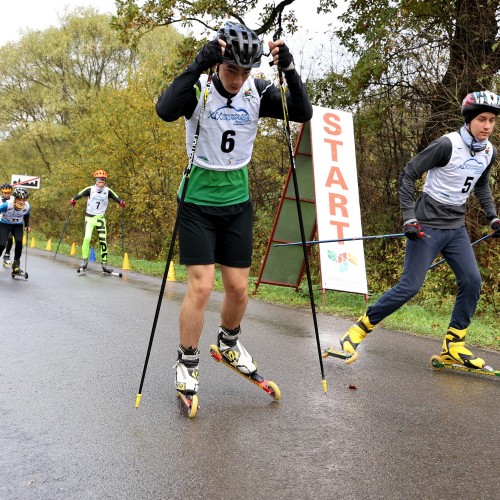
46, 238, 52, 251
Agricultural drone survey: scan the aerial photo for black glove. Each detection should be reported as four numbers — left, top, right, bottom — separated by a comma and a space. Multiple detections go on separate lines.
490, 217, 500, 237
403, 219, 424, 241
194, 40, 223, 71
276, 42, 294, 71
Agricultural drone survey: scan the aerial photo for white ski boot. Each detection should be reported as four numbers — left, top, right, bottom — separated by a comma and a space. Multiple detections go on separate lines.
3, 254, 12, 268
174, 346, 200, 394
217, 326, 257, 375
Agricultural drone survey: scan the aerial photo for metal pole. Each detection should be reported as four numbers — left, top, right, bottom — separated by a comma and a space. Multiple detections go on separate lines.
53, 206, 73, 262
274, 233, 406, 247
135, 72, 213, 409
429, 232, 494, 270
273, 27, 327, 393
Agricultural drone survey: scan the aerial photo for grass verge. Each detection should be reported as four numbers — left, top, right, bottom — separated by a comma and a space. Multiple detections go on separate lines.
32, 231, 499, 352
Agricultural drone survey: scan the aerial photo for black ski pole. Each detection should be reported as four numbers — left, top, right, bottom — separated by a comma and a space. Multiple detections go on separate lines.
272, 25, 327, 393
24, 228, 29, 278
429, 231, 494, 270
53, 206, 73, 262
121, 207, 125, 256
274, 232, 406, 247
136, 71, 214, 409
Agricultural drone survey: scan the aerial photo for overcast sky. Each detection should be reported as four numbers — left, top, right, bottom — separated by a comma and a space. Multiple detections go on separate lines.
0, 0, 339, 78
1, 0, 118, 46
1, 0, 335, 43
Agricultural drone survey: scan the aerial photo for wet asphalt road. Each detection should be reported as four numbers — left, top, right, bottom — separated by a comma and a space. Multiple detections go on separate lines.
1, 249, 499, 499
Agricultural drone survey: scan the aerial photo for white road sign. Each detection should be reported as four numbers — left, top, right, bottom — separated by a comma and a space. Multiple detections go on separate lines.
11, 175, 40, 189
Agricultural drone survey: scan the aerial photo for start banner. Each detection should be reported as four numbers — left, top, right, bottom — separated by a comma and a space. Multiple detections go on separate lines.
310, 106, 368, 294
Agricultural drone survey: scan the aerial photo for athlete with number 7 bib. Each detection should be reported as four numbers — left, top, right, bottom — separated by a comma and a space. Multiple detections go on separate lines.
70, 170, 125, 274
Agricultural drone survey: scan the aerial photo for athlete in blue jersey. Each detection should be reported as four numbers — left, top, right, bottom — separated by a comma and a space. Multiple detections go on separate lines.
156, 22, 313, 398
330, 91, 500, 369
0, 183, 14, 266
0, 187, 31, 274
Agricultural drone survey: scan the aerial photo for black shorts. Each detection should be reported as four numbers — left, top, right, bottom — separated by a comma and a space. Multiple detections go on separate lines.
178, 200, 253, 267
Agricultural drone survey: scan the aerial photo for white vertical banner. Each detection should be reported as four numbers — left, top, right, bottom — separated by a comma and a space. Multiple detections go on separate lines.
310, 106, 368, 294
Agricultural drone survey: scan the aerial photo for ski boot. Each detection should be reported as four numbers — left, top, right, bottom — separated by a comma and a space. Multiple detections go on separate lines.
175, 346, 200, 418
101, 262, 122, 277
439, 327, 485, 369
11, 259, 27, 279
77, 259, 88, 273
210, 326, 280, 399
101, 262, 114, 274
12, 259, 22, 274
216, 325, 257, 375
323, 313, 375, 363
3, 254, 12, 268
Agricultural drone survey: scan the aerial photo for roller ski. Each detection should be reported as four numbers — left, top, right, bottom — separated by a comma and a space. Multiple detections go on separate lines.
101, 263, 122, 278
77, 260, 122, 277
209, 326, 281, 400
323, 314, 375, 364
175, 347, 200, 418
322, 347, 358, 364
430, 327, 500, 378
430, 355, 500, 377
11, 260, 28, 280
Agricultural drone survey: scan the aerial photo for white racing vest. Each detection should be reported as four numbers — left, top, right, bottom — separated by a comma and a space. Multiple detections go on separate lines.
185, 74, 261, 171
0, 198, 30, 224
423, 131, 493, 206
86, 186, 110, 215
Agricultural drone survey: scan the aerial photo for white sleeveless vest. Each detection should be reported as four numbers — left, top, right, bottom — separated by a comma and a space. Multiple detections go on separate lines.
185, 74, 262, 171
0, 198, 30, 224
423, 131, 493, 206
86, 186, 110, 215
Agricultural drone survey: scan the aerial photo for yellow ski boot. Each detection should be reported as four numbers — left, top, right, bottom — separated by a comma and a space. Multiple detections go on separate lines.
440, 327, 485, 369
323, 314, 375, 363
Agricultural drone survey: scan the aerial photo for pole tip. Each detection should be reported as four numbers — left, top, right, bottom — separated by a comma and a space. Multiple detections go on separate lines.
322, 379, 327, 394
135, 393, 142, 408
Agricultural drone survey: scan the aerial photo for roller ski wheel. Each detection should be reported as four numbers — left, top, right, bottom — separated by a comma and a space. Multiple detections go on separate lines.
209, 344, 281, 400
176, 392, 199, 418
430, 355, 500, 378
322, 346, 358, 364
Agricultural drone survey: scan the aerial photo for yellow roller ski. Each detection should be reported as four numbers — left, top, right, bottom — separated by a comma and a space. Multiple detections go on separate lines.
430, 355, 500, 378
322, 347, 358, 364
